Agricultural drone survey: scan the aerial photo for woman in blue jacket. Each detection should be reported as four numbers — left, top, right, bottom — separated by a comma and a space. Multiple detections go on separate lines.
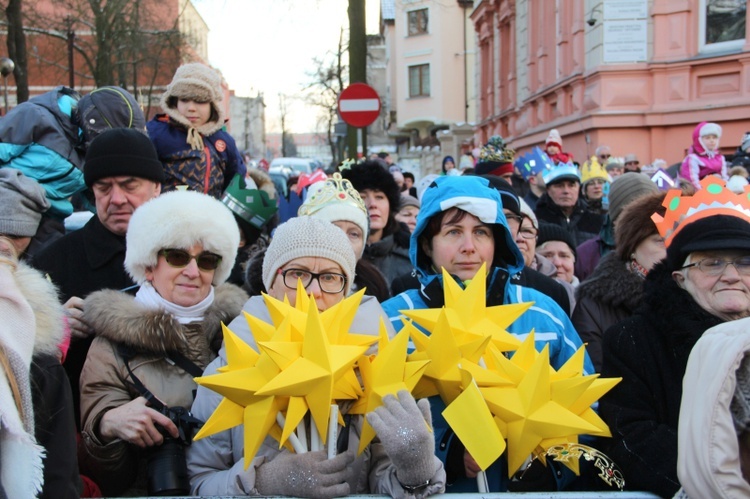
382, 175, 593, 492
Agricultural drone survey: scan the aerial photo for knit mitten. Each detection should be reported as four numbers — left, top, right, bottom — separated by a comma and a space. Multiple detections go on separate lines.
366, 390, 436, 487
732, 355, 750, 433
255, 449, 353, 499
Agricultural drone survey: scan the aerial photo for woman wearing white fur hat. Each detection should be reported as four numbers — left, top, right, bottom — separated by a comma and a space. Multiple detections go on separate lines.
78, 190, 248, 497
147, 62, 245, 199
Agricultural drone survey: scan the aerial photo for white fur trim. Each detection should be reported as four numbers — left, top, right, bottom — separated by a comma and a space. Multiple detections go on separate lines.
125, 191, 240, 285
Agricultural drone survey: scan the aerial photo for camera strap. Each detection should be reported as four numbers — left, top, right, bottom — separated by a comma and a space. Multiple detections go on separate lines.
118, 344, 203, 411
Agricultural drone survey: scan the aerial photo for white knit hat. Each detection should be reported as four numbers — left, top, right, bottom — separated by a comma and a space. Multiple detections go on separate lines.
262, 216, 357, 295
519, 198, 538, 229
125, 190, 240, 285
298, 173, 369, 250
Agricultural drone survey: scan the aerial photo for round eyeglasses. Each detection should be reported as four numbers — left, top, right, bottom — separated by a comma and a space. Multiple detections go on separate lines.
681, 256, 750, 276
278, 268, 347, 294
158, 249, 222, 271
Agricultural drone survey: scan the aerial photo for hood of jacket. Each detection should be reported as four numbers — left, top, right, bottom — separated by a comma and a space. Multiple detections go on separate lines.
14, 261, 67, 358
677, 316, 750, 498
83, 282, 247, 356
575, 252, 644, 312
411, 175, 523, 283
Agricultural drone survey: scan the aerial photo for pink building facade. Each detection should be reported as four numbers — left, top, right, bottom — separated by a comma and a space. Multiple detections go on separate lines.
471, 0, 750, 166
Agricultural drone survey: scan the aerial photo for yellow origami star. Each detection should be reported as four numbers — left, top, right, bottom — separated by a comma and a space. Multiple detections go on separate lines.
355, 324, 430, 453
402, 265, 530, 353
255, 299, 370, 446
479, 333, 620, 475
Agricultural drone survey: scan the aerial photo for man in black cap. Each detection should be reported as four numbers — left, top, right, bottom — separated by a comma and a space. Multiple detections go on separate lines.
33, 128, 164, 426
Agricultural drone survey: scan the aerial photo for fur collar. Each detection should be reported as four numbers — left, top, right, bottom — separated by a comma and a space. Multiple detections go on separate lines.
575, 252, 644, 312
83, 283, 247, 355
14, 261, 66, 357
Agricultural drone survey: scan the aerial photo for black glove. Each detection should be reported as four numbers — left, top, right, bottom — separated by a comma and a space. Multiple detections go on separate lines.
506, 458, 558, 492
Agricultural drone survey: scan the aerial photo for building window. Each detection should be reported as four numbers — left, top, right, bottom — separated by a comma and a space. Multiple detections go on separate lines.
699, 0, 746, 53
408, 8, 428, 36
409, 64, 430, 97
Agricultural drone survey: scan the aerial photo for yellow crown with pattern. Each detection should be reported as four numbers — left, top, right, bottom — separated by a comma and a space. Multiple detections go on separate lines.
580, 156, 609, 184
298, 172, 367, 218
652, 176, 750, 246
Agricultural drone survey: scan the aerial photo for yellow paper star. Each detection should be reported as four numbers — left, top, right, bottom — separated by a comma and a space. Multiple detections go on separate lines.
401, 265, 530, 353
255, 301, 369, 445
355, 323, 430, 453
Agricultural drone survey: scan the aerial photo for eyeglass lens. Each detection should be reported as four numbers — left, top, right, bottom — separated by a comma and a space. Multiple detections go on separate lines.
282, 268, 345, 293
693, 257, 750, 275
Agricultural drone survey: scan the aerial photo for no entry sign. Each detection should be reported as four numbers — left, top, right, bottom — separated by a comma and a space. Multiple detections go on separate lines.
338, 83, 381, 128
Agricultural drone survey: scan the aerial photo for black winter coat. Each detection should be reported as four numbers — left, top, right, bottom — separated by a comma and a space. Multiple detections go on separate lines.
534, 194, 605, 247
598, 263, 723, 498
572, 252, 644, 371
32, 215, 134, 427
364, 222, 413, 290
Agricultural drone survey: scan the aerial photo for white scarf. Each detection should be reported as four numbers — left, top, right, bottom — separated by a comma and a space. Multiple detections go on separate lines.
0, 265, 45, 497
135, 282, 215, 324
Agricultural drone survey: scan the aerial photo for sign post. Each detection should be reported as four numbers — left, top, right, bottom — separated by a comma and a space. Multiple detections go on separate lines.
338, 83, 381, 160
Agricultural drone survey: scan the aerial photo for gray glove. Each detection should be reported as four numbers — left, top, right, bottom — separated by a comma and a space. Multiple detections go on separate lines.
366, 389, 436, 487
255, 449, 353, 499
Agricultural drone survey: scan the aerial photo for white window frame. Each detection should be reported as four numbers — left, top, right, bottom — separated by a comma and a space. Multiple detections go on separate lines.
699, 0, 746, 54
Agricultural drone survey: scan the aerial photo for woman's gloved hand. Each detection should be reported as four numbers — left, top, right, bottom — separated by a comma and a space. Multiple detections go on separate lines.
366, 389, 436, 488
255, 449, 353, 499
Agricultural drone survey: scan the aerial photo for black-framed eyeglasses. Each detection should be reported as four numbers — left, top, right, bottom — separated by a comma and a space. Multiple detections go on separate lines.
598, 154, 611, 160
681, 256, 750, 276
278, 268, 347, 294
158, 248, 222, 271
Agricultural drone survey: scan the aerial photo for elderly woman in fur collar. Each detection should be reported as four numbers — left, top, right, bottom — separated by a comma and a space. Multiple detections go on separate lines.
78, 191, 248, 497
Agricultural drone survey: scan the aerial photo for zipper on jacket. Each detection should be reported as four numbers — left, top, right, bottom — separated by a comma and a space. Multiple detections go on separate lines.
203, 145, 211, 194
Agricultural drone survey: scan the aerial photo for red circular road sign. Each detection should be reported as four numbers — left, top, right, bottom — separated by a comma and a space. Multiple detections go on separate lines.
338, 83, 381, 128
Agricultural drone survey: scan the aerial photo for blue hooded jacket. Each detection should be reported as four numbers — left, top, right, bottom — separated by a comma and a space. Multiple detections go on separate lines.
381, 176, 593, 492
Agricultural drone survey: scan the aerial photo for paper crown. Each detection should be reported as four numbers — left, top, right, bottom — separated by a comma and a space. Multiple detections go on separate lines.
479, 135, 515, 164
221, 174, 278, 230
580, 156, 609, 184
514, 147, 554, 180
542, 161, 581, 185
298, 172, 366, 217
652, 176, 750, 246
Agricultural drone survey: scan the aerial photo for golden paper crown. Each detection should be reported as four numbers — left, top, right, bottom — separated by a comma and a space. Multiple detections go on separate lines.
652, 176, 750, 246
298, 172, 366, 217
580, 156, 609, 184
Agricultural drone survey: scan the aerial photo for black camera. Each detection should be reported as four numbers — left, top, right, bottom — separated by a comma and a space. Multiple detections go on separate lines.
146, 406, 203, 496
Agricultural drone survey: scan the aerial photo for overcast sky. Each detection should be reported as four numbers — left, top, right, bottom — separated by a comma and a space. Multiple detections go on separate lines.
193, 0, 380, 133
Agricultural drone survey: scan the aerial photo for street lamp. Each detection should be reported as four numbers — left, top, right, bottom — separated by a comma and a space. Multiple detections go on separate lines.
0, 57, 15, 115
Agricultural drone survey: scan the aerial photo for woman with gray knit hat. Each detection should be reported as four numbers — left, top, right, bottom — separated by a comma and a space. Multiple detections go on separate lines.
599, 178, 750, 497
78, 190, 248, 496
147, 62, 245, 199
187, 215, 445, 497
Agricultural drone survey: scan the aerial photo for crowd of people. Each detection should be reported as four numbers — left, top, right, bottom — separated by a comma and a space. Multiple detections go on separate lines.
2, 60, 750, 499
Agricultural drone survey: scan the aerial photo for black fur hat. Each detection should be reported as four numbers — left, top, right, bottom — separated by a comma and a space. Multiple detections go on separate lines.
340, 160, 401, 217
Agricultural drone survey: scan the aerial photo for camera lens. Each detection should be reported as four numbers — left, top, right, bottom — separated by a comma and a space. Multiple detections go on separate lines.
147, 438, 190, 496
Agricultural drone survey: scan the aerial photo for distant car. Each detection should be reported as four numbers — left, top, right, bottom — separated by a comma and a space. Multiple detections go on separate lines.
269, 157, 317, 176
